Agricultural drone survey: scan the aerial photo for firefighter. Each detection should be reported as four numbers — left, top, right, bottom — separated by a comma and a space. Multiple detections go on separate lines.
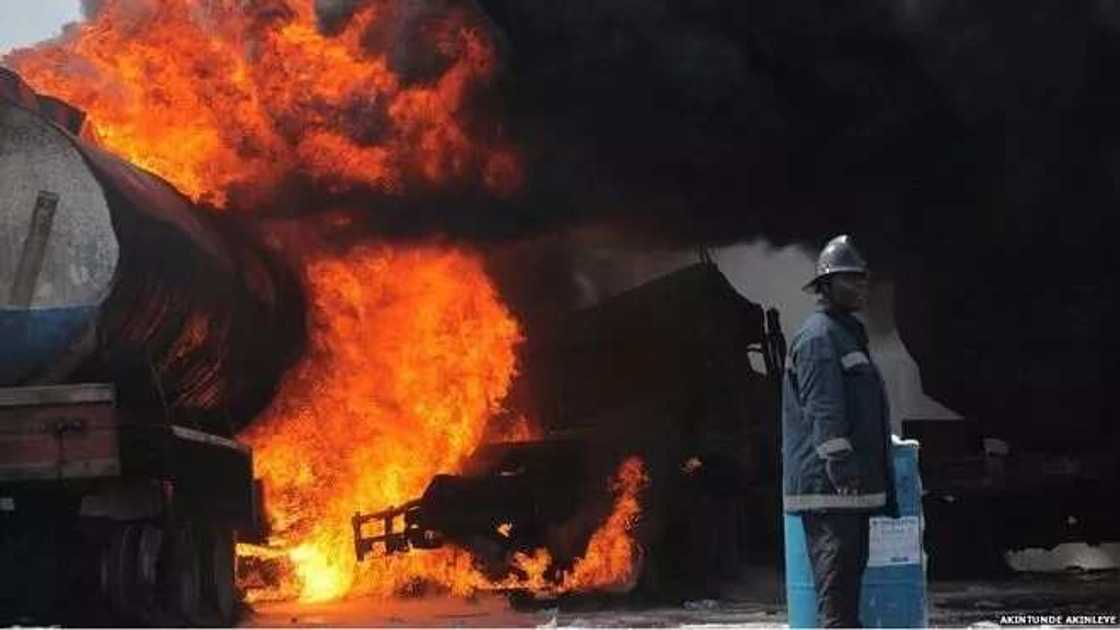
782, 234, 896, 628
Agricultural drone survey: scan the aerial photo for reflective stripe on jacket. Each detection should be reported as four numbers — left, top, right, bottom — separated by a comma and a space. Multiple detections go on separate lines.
782, 309, 896, 514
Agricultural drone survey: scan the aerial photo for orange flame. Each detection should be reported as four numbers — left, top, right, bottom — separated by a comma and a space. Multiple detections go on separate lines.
236, 245, 646, 602
559, 456, 649, 592
488, 457, 650, 596
237, 244, 521, 602
5, 0, 520, 207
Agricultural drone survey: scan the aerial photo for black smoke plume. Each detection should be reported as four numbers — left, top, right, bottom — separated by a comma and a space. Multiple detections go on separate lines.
22, 1, 1120, 448
469, 0, 1119, 449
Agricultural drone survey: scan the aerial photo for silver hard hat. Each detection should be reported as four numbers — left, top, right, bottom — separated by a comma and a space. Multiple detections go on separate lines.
802, 234, 870, 292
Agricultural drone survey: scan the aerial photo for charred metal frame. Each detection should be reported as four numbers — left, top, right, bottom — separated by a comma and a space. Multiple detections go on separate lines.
352, 499, 438, 559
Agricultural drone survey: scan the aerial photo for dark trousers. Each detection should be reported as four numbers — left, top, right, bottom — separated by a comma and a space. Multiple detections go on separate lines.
802, 511, 871, 628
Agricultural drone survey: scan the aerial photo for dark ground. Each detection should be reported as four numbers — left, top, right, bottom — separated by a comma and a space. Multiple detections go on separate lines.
244, 567, 1120, 627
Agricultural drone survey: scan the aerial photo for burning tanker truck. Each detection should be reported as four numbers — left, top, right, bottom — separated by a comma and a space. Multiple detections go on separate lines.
0, 69, 304, 623
2, 55, 789, 614
354, 261, 789, 600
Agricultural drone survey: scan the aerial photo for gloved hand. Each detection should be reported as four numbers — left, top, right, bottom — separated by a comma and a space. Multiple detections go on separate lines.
826, 455, 862, 495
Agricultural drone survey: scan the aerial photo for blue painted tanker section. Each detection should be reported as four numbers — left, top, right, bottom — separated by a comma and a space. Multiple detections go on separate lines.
0, 306, 98, 385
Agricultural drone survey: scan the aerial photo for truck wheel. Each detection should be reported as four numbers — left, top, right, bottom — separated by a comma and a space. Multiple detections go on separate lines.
100, 524, 141, 620
99, 522, 161, 623
136, 523, 163, 606
167, 522, 203, 624
201, 526, 237, 625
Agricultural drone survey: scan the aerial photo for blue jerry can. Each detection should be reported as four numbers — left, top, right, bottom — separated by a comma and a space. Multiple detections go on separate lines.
784, 438, 927, 628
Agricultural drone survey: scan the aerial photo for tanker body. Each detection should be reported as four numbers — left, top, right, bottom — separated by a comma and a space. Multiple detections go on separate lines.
0, 70, 299, 623
1, 67, 304, 437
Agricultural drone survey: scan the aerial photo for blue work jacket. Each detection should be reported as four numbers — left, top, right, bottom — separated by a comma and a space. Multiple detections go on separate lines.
781, 309, 897, 515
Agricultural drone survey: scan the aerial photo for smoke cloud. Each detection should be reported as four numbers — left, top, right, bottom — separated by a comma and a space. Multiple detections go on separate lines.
13, 0, 1119, 443
80, 1, 105, 19
474, 0, 1119, 441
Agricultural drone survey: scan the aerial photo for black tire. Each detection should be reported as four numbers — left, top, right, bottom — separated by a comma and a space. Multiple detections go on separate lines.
100, 524, 141, 620
201, 526, 237, 625
135, 523, 163, 606
99, 520, 135, 618
166, 522, 203, 624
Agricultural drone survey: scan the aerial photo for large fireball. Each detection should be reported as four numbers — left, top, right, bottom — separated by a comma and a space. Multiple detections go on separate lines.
5, 0, 518, 207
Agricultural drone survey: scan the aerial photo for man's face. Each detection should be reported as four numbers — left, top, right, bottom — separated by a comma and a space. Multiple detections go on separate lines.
825, 272, 870, 311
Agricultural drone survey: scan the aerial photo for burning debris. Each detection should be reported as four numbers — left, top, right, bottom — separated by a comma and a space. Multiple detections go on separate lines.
339, 260, 787, 604
351, 455, 650, 598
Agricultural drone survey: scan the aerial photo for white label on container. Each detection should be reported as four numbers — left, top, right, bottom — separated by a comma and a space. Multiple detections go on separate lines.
868, 516, 920, 567
0, 497, 14, 511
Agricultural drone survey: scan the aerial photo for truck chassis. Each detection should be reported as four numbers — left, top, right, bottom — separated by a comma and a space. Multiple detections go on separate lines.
0, 383, 263, 624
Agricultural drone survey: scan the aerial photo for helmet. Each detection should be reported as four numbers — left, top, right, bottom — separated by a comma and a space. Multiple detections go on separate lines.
803, 234, 869, 293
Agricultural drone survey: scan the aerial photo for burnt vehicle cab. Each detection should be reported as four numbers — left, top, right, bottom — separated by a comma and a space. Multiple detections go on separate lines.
354, 261, 788, 598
